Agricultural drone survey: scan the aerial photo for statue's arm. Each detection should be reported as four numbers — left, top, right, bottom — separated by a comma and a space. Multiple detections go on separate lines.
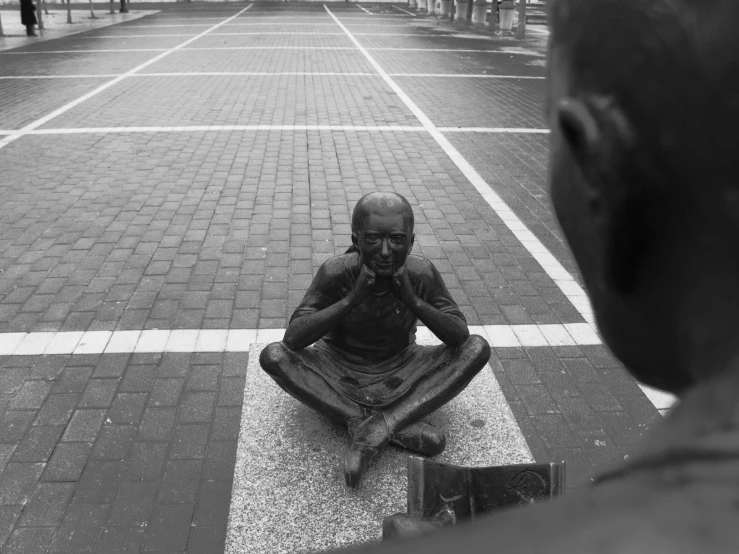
283, 296, 355, 351
393, 262, 469, 348
283, 262, 374, 351
407, 296, 470, 348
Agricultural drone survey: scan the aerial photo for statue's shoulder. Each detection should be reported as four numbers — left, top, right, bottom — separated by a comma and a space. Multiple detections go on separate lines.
406, 255, 438, 278
316, 252, 360, 282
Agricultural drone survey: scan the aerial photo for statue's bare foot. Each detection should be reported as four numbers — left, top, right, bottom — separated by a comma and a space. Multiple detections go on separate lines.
390, 422, 446, 457
345, 413, 391, 488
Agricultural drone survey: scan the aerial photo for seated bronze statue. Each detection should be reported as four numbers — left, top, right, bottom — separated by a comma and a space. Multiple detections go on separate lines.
260, 192, 491, 487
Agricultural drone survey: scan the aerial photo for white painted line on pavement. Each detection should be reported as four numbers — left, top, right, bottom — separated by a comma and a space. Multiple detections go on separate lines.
0, 125, 551, 136
358, 5, 373, 15
0, 75, 119, 80
639, 384, 678, 412
392, 74, 545, 79
325, 4, 595, 329
393, 5, 417, 16
65, 32, 348, 38
0, 3, 254, 151
25, 125, 427, 135
0, 46, 538, 55
0, 73, 543, 80
0, 324, 600, 357
438, 127, 550, 133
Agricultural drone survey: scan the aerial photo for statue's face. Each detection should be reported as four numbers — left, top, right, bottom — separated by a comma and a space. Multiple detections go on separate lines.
355, 209, 414, 278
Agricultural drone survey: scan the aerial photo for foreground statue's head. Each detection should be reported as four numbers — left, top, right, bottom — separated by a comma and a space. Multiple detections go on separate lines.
351, 192, 415, 278
547, 0, 739, 394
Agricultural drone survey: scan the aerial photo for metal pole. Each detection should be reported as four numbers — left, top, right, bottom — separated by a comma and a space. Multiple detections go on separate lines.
0, 12, 4, 37
66, 0, 73, 23
89, 0, 98, 19
515, 0, 526, 39
110, 0, 115, 14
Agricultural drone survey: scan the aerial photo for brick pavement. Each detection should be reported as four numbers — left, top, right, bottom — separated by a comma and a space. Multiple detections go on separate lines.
0, 3, 667, 552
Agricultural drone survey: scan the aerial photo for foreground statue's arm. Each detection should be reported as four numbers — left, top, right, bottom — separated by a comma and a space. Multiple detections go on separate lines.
392, 266, 469, 348
283, 265, 376, 351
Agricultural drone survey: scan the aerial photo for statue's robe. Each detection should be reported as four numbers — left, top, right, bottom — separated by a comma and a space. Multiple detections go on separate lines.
289, 252, 466, 409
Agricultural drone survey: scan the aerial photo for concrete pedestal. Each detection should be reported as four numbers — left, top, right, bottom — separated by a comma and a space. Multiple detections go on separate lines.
427, 0, 436, 15
454, 0, 470, 22
225, 338, 534, 553
439, 0, 451, 18
499, 3, 515, 31
471, 1, 487, 25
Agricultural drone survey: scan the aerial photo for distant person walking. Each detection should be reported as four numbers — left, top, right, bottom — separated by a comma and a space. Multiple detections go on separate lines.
20, 0, 38, 36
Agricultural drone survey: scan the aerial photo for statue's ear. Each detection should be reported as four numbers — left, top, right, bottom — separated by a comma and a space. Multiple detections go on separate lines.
557, 96, 648, 294
351, 232, 358, 248
409, 233, 415, 252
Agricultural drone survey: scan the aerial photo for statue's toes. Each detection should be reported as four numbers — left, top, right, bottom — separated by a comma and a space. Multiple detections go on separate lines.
344, 446, 379, 488
390, 422, 446, 457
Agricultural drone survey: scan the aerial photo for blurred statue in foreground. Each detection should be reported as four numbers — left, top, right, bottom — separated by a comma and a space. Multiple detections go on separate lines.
260, 192, 491, 488
335, 0, 739, 551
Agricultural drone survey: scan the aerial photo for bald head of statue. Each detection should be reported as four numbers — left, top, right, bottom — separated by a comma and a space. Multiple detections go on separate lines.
350, 192, 415, 278
547, 0, 739, 394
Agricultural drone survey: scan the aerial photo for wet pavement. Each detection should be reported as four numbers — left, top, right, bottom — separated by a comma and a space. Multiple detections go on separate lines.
0, 3, 673, 552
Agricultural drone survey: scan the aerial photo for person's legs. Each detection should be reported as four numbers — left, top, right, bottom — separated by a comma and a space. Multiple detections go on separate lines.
259, 341, 366, 422
383, 334, 490, 431
26, 24, 36, 36
345, 335, 490, 486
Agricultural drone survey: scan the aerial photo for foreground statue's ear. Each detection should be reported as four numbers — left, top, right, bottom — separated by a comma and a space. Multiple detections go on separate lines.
557, 96, 649, 294
351, 233, 358, 248
409, 233, 415, 252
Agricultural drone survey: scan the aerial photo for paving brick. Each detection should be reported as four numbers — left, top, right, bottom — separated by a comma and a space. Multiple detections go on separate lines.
11, 425, 64, 463
62, 409, 107, 442
203, 440, 238, 481
91, 425, 136, 460
17, 482, 75, 527
157, 460, 202, 504
52, 366, 95, 394
8, 380, 53, 411
122, 442, 168, 483
137, 408, 177, 442
51, 503, 109, 553
108, 393, 148, 425
72, 460, 124, 504
34, 394, 80, 426
170, 425, 210, 460
0, 506, 22, 550
108, 481, 157, 527
0, 463, 45, 505
0, 412, 35, 443
578, 383, 623, 412
42, 442, 93, 482
3, 527, 57, 554
515, 384, 559, 416
95, 526, 146, 554
118, 365, 156, 393
193, 479, 232, 528
142, 504, 194, 552
179, 391, 216, 424
187, 525, 226, 554
148, 379, 184, 407
186, 365, 220, 391
79, 379, 120, 408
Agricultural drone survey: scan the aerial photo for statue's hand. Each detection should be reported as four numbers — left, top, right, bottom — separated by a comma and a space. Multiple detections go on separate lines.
349, 265, 376, 306
391, 266, 416, 306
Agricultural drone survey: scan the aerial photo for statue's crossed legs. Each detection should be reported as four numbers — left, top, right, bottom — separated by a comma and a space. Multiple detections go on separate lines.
260, 335, 490, 487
